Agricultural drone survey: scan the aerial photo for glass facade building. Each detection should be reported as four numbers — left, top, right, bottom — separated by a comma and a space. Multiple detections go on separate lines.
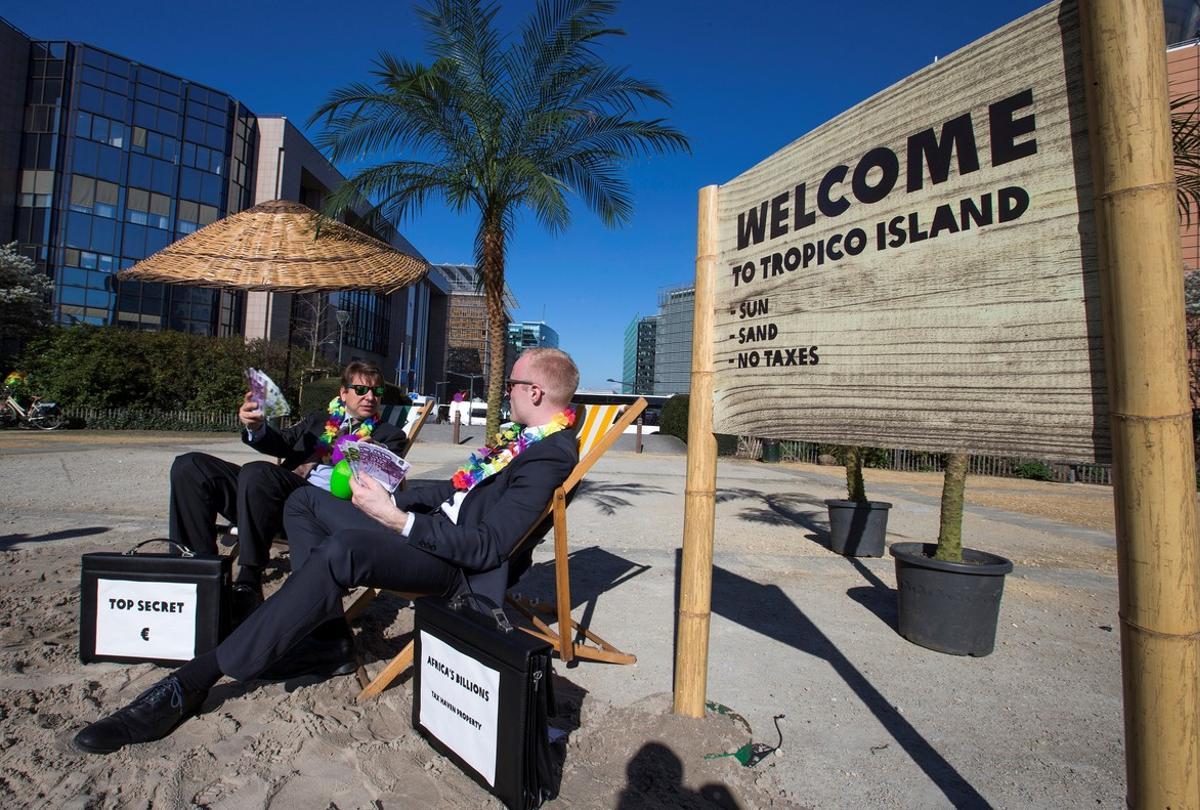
621, 314, 657, 394
11, 35, 256, 334
506, 321, 559, 351
654, 285, 694, 396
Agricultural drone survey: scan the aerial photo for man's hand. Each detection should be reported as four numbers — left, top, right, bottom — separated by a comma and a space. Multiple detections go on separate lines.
238, 392, 264, 432
350, 472, 408, 532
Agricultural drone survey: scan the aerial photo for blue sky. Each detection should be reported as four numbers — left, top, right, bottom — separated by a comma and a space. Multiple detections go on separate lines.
7, 0, 1046, 389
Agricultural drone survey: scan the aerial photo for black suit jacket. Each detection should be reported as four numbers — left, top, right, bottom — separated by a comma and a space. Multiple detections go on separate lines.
396, 428, 579, 602
243, 410, 408, 471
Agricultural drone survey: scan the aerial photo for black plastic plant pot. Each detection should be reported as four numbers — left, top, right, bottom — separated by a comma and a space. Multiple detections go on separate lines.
889, 542, 1014, 656
825, 499, 892, 557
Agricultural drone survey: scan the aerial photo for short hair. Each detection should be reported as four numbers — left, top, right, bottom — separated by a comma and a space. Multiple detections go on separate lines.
522, 348, 579, 407
341, 362, 383, 388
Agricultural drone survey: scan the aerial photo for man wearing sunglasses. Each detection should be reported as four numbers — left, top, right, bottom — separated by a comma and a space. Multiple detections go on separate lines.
167, 361, 408, 624
74, 349, 581, 755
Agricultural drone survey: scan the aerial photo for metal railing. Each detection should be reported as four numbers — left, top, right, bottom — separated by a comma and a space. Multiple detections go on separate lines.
736, 437, 1113, 486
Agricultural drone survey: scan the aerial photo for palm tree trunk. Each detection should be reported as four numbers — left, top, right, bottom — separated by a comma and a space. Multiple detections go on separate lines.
935, 452, 968, 563
477, 211, 508, 441
845, 445, 867, 503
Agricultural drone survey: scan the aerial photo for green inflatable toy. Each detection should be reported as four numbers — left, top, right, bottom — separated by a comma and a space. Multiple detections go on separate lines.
329, 459, 353, 499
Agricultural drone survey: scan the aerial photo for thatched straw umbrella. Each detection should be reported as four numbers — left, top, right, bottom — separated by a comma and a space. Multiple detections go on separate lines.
115, 199, 427, 293
115, 199, 429, 391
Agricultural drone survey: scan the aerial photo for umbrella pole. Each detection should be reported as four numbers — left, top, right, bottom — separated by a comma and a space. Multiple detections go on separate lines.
282, 296, 294, 403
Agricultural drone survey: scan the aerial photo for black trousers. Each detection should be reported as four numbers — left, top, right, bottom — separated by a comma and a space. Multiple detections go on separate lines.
215, 486, 463, 681
168, 452, 309, 576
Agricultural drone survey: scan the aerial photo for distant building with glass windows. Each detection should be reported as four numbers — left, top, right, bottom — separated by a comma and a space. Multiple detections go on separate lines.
2, 21, 255, 334
432, 263, 516, 400
0, 17, 449, 393
654, 285, 694, 396
507, 321, 559, 351
621, 315, 657, 394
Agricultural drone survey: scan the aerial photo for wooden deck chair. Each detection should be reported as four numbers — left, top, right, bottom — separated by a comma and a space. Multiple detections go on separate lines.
220, 398, 436, 560
352, 397, 648, 702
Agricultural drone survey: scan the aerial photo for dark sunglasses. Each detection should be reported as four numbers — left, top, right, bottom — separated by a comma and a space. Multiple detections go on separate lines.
504, 378, 537, 394
346, 384, 385, 396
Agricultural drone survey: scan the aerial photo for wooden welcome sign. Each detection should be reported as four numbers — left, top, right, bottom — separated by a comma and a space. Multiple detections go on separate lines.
712, 0, 1108, 462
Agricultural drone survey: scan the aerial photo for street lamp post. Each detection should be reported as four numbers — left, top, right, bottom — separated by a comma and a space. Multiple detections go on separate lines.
335, 309, 351, 364
607, 377, 659, 395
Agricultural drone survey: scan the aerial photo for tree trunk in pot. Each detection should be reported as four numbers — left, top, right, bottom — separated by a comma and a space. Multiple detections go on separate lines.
935, 452, 967, 563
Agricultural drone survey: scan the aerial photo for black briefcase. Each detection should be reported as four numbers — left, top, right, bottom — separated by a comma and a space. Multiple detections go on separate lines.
413, 596, 562, 810
79, 539, 232, 666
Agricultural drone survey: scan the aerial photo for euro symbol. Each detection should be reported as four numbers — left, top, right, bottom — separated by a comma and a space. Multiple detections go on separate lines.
140, 627, 150, 641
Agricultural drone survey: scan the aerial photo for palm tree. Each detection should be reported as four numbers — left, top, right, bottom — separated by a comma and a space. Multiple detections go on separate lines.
310, 0, 689, 437
1173, 93, 1200, 224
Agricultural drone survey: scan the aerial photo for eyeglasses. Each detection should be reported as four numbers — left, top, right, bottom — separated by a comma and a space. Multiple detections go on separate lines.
504, 378, 537, 394
346, 384, 385, 397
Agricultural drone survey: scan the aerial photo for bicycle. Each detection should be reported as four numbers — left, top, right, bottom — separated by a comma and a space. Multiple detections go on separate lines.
1, 390, 64, 430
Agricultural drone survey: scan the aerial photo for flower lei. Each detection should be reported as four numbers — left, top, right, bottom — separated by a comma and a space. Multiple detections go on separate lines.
451, 408, 575, 491
318, 397, 375, 463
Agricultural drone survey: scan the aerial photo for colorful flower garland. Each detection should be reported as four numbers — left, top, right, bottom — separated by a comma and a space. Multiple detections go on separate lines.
451, 408, 575, 491
318, 397, 376, 463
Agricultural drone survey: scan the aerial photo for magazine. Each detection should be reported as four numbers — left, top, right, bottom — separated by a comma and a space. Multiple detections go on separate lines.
343, 441, 411, 492
245, 368, 291, 418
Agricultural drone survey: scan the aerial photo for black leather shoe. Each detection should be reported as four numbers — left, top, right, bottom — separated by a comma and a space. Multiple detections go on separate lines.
258, 635, 357, 681
72, 676, 207, 754
230, 583, 264, 627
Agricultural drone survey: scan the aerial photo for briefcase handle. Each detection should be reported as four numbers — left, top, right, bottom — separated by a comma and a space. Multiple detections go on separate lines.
448, 593, 513, 634
123, 538, 196, 558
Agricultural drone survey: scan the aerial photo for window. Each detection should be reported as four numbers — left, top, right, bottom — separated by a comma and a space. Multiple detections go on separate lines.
198, 204, 218, 226
126, 188, 149, 225
78, 84, 103, 115
96, 145, 121, 182
65, 212, 91, 249
69, 175, 95, 211
72, 139, 98, 176
95, 180, 118, 218
150, 159, 174, 195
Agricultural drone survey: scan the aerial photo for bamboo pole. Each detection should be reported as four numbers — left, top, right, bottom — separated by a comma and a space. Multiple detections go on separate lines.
674, 184, 719, 718
1079, 1, 1200, 805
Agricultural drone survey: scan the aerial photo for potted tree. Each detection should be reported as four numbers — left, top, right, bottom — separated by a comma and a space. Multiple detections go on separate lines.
888, 453, 1013, 656
824, 446, 892, 557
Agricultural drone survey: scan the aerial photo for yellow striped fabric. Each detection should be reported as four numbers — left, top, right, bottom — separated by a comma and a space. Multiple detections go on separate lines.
575, 404, 622, 458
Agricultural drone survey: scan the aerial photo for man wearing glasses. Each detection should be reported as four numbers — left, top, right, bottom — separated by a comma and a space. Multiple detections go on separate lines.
74, 349, 580, 755
167, 361, 408, 624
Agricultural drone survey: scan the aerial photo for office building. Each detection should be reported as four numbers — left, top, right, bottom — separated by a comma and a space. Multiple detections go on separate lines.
507, 321, 559, 350
433, 263, 516, 400
0, 17, 445, 391
3, 23, 256, 333
654, 285, 694, 396
621, 315, 657, 394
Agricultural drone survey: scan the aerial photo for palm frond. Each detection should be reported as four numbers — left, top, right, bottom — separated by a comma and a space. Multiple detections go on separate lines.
1173, 94, 1200, 225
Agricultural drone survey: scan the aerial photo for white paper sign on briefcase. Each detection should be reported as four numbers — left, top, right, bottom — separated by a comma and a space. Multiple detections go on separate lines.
94, 578, 198, 661
419, 629, 501, 785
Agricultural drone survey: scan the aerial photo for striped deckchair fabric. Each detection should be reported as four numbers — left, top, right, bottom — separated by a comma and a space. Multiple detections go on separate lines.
353, 396, 649, 702
573, 403, 622, 459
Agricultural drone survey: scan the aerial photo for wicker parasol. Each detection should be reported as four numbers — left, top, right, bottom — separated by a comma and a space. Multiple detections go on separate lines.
115, 199, 427, 293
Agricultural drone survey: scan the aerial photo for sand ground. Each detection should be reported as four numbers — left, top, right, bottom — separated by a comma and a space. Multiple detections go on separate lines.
0, 424, 1128, 808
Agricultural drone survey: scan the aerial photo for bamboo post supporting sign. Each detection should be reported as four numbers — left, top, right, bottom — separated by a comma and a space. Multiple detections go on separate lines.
674, 0, 1200, 801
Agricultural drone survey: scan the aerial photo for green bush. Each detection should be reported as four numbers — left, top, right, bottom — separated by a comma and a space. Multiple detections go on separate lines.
659, 394, 689, 442
1013, 460, 1055, 481
17, 325, 319, 414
